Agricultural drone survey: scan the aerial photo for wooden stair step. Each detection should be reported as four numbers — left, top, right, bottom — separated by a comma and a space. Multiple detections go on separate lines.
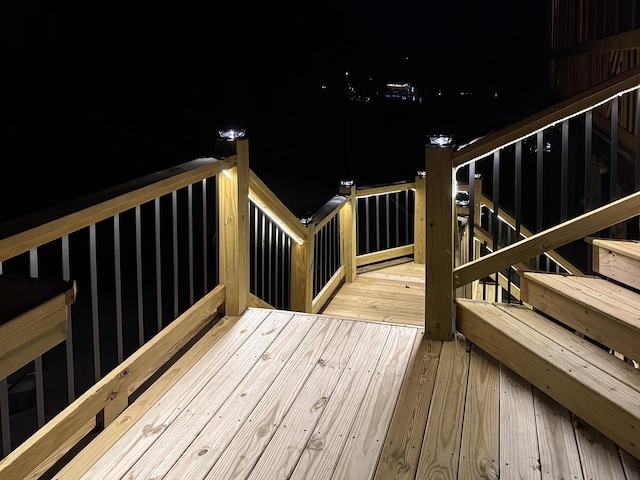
521, 272, 640, 362
456, 298, 640, 460
590, 238, 640, 291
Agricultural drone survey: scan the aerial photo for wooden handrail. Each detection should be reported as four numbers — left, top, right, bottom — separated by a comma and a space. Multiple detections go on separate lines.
0, 285, 226, 480
356, 181, 415, 197
452, 65, 640, 168
248, 170, 307, 240
454, 191, 640, 288
313, 195, 349, 231
476, 192, 582, 275
0, 157, 231, 263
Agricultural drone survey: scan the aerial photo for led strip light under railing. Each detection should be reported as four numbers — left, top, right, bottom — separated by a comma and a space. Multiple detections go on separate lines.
248, 194, 304, 245
455, 83, 640, 171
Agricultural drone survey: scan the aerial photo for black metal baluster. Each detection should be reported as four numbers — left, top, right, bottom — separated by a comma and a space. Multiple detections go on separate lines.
154, 198, 162, 332
536, 131, 544, 270
89, 224, 101, 381
561, 119, 569, 222
62, 234, 75, 402
493, 151, 500, 302
114, 214, 124, 364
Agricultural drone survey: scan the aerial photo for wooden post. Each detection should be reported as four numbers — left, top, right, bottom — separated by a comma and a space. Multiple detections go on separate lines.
413, 174, 426, 264
290, 223, 315, 312
425, 145, 455, 340
339, 181, 357, 283
217, 139, 250, 316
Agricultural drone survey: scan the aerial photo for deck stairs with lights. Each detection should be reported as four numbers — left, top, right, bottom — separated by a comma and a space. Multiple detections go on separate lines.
456, 237, 640, 460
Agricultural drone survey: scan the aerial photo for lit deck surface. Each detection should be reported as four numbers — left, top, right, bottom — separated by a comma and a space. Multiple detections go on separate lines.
57, 262, 640, 479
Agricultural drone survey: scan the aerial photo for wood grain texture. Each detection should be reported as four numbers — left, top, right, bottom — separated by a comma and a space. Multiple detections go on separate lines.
415, 333, 470, 479
500, 366, 540, 479
458, 345, 499, 480
374, 336, 442, 480
521, 272, 640, 360
532, 388, 583, 480
425, 145, 454, 340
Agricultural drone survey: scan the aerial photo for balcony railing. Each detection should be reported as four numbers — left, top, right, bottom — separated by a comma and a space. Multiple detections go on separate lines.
2, 64, 640, 479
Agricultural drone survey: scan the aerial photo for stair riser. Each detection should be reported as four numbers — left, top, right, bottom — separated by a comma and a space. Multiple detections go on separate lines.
456, 301, 640, 461
521, 279, 640, 362
593, 245, 640, 291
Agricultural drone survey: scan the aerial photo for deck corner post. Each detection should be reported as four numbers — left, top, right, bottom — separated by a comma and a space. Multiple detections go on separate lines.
339, 181, 357, 283
425, 145, 455, 340
414, 173, 427, 264
217, 138, 250, 316
291, 223, 315, 312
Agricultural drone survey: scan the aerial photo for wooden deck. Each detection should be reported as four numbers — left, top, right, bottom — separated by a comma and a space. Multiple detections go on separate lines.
55, 261, 640, 479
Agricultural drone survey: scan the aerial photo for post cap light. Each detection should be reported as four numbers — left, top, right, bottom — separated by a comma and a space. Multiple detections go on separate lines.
218, 128, 246, 142
427, 134, 454, 147
416, 170, 426, 177
339, 179, 355, 195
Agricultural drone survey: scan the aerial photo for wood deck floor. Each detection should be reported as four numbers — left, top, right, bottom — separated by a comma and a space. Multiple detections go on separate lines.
56, 261, 640, 479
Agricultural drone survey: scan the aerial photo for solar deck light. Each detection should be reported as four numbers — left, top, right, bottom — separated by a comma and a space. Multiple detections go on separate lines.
215, 127, 246, 157
339, 178, 355, 195
218, 128, 246, 141
427, 134, 454, 147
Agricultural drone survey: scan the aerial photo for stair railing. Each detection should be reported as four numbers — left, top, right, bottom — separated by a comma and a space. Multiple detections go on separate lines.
424, 65, 640, 340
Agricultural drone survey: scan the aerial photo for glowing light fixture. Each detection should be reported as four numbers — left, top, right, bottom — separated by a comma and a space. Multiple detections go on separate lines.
428, 134, 454, 147
218, 128, 246, 141
454, 83, 640, 171
249, 194, 304, 245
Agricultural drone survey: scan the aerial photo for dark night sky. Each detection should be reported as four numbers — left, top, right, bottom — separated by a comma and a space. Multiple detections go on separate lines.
1, 1, 552, 222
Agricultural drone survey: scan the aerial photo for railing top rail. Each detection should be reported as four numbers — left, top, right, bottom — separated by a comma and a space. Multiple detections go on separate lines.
454, 190, 640, 288
312, 194, 349, 231
452, 65, 640, 169
356, 181, 415, 198
0, 156, 232, 263
248, 170, 307, 240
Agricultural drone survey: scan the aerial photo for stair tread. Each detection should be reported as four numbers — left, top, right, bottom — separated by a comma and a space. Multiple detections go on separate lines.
522, 272, 640, 329
457, 299, 640, 394
591, 238, 640, 260
456, 298, 640, 459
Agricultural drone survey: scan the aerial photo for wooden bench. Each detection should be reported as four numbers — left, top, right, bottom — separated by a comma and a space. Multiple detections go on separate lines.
0, 275, 76, 380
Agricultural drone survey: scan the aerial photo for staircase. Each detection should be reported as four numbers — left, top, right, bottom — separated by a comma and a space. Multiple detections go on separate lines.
456, 238, 640, 461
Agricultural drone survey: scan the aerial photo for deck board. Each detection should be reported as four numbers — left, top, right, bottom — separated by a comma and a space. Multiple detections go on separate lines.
57, 261, 640, 479
458, 345, 499, 480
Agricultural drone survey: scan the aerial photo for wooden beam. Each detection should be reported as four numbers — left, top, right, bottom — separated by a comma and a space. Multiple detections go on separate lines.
339, 183, 356, 283
290, 224, 314, 313
454, 190, 640, 289
311, 265, 345, 314
414, 174, 426, 264
248, 170, 306, 240
0, 277, 76, 379
425, 146, 455, 340
356, 244, 414, 267
218, 140, 250, 316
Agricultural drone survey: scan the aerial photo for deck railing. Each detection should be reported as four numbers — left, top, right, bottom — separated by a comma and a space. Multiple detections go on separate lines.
425, 65, 640, 340
0, 134, 423, 472
4, 63, 639, 479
